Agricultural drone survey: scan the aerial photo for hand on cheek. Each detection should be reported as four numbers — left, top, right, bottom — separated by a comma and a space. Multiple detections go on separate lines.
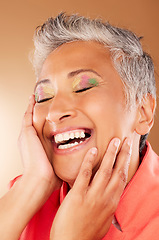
50, 138, 132, 240
18, 95, 62, 194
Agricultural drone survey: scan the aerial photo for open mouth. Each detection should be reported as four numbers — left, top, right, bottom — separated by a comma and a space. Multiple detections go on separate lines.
53, 129, 92, 150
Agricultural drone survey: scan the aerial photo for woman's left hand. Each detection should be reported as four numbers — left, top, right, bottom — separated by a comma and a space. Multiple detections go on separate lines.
50, 138, 132, 240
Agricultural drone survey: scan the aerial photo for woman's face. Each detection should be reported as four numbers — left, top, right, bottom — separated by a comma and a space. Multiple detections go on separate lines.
33, 41, 137, 187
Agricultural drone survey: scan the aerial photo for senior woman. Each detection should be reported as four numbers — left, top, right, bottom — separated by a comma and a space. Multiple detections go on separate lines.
0, 13, 158, 240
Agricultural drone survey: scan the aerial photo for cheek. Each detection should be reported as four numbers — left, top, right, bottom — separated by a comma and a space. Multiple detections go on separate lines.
77, 90, 123, 125
77, 90, 133, 144
33, 104, 48, 133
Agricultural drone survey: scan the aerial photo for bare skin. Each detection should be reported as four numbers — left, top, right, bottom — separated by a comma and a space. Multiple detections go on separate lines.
0, 95, 131, 240
33, 41, 140, 186
50, 138, 132, 240
0, 41, 155, 240
0, 96, 62, 240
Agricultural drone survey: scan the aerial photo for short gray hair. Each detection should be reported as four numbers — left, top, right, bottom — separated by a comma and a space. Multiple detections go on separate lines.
33, 13, 156, 105
33, 13, 156, 152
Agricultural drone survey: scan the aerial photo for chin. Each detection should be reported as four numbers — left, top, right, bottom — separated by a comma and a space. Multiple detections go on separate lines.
54, 165, 79, 185
58, 175, 76, 188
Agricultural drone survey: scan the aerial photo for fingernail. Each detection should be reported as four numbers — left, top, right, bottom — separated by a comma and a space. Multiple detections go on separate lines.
91, 147, 97, 155
114, 138, 121, 148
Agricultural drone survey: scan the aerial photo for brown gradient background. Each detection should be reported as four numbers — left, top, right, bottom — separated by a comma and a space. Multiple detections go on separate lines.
0, 0, 158, 196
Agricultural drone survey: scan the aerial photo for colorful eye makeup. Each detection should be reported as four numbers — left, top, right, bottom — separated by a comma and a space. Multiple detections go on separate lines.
72, 74, 99, 92
35, 84, 55, 103
34, 74, 99, 102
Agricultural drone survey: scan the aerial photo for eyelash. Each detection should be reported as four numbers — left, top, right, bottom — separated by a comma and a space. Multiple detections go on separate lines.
75, 86, 93, 93
37, 97, 53, 103
36, 85, 95, 102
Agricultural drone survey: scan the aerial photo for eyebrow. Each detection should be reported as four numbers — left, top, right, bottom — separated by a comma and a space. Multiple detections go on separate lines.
34, 79, 51, 92
68, 69, 102, 78
34, 69, 101, 91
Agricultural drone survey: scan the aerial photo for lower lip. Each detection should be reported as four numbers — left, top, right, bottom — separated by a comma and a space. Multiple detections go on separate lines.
52, 134, 93, 155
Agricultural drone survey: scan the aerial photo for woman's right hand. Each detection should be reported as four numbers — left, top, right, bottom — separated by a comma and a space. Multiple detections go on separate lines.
18, 94, 62, 194
0, 95, 62, 240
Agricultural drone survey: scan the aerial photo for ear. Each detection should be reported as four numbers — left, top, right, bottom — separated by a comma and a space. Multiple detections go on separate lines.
135, 94, 156, 135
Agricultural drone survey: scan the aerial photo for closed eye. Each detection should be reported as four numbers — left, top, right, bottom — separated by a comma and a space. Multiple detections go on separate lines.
75, 86, 93, 93
37, 97, 53, 103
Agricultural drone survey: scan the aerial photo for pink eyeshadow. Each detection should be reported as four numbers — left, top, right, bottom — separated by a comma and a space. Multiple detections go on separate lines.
38, 86, 45, 97
80, 75, 90, 88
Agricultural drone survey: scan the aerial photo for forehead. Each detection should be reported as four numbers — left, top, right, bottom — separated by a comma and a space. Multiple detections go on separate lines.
39, 41, 117, 80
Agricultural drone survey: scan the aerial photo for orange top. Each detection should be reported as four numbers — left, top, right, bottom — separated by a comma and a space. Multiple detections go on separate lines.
10, 142, 159, 240
104, 142, 159, 239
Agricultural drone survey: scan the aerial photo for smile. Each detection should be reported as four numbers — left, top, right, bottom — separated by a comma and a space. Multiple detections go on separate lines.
53, 129, 92, 150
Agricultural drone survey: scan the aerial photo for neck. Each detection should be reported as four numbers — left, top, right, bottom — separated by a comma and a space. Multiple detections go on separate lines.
127, 134, 141, 184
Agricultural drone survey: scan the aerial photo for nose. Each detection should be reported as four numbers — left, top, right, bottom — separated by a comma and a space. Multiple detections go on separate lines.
46, 93, 77, 124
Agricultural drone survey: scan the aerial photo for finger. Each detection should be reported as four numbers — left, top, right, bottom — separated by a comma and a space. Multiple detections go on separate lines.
90, 138, 121, 192
105, 138, 132, 199
22, 95, 35, 128
73, 147, 97, 194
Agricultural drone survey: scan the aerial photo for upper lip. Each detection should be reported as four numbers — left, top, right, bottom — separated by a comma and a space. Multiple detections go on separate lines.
49, 127, 91, 136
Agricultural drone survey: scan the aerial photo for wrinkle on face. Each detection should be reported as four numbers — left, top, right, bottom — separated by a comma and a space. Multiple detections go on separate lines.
33, 41, 139, 186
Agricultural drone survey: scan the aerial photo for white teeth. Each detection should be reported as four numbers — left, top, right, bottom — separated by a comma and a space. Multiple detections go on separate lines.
54, 129, 89, 150
54, 134, 63, 143
80, 131, 85, 138
63, 132, 70, 141
54, 130, 86, 144
58, 141, 78, 149
70, 132, 74, 139
75, 132, 80, 138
